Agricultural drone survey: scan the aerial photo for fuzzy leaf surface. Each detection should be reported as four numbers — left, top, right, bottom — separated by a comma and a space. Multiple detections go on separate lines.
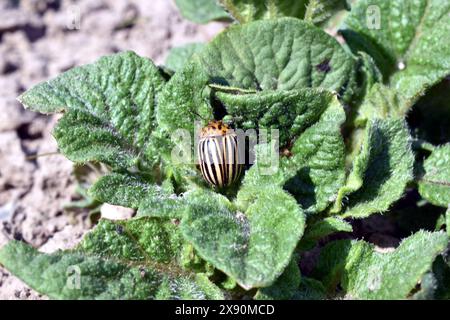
254, 258, 301, 300
292, 277, 327, 300
313, 231, 449, 299
199, 18, 356, 98
342, 0, 450, 112
217, 88, 336, 146
165, 43, 205, 72
89, 173, 162, 209
174, 0, 230, 23
419, 144, 450, 208
341, 119, 414, 218
298, 217, 353, 251
18, 51, 166, 170
158, 18, 357, 135
180, 188, 305, 290
237, 97, 346, 214
0, 217, 216, 299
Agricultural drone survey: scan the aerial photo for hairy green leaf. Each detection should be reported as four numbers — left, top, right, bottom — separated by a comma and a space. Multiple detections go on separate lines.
284, 98, 346, 213
88, 173, 188, 219
165, 43, 205, 72
341, 119, 414, 218
137, 195, 186, 219
431, 256, 450, 299
292, 277, 327, 300
238, 96, 346, 214
158, 18, 357, 135
199, 18, 356, 99
137, 188, 223, 219
217, 88, 335, 146
0, 218, 226, 299
412, 272, 438, 300
174, 0, 230, 24
313, 231, 449, 299
411, 258, 450, 300
332, 122, 372, 213
180, 188, 305, 290
354, 52, 383, 108
254, 258, 301, 300
78, 218, 183, 264
18, 51, 166, 171
298, 217, 353, 251
342, 0, 450, 113
419, 144, 450, 208
304, 0, 349, 25
195, 273, 226, 299
89, 173, 161, 209
355, 84, 403, 122
158, 60, 213, 133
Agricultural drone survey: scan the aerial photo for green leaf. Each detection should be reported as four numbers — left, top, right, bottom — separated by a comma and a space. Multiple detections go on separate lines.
158, 18, 357, 134
292, 277, 327, 300
304, 217, 353, 241
165, 43, 205, 72
18, 51, 166, 171
174, 0, 230, 24
219, 0, 348, 25
304, 0, 349, 25
341, 119, 414, 218
332, 121, 372, 213
254, 258, 301, 300
137, 188, 223, 219
195, 273, 225, 299
419, 144, 450, 208
284, 98, 346, 213
0, 218, 225, 299
354, 52, 383, 107
200, 18, 356, 99
89, 173, 161, 209
313, 231, 449, 299
355, 84, 403, 122
137, 194, 186, 219
216, 88, 336, 146
238, 96, 347, 214
342, 0, 450, 113
298, 217, 353, 251
411, 257, 450, 300
78, 218, 183, 264
88, 173, 188, 219
180, 188, 305, 290
158, 60, 213, 133
431, 256, 450, 299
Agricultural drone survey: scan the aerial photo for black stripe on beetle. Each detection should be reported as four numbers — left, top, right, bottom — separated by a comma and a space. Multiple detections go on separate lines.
198, 120, 243, 188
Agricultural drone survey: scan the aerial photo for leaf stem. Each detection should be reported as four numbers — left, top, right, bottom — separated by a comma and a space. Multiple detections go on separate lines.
26, 151, 60, 161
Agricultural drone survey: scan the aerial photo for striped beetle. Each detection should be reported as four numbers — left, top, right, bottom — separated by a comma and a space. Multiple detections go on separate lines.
197, 120, 243, 187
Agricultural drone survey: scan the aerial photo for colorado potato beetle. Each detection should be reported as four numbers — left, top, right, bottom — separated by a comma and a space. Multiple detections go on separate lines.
197, 120, 243, 187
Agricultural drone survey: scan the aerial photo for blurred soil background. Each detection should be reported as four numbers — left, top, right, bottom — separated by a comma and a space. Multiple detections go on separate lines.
0, 0, 225, 299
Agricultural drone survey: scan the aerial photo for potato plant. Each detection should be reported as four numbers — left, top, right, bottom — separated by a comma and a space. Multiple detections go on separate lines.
0, 0, 449, 300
